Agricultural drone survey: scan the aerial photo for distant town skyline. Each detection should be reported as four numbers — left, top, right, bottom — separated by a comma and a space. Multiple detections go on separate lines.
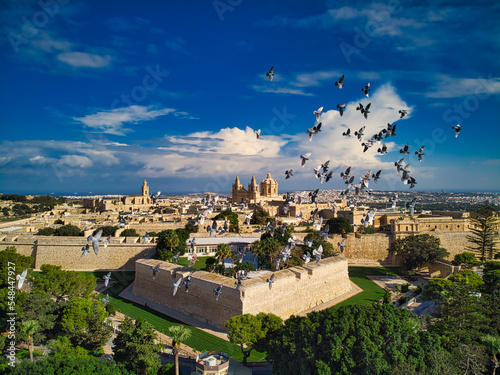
1, 0, 499, 195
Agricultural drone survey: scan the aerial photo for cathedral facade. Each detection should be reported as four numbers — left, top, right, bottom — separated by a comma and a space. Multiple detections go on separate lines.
231, 173, 278, 204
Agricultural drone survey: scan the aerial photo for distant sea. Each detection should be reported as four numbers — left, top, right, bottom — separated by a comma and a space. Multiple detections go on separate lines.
6, 189, 500, 197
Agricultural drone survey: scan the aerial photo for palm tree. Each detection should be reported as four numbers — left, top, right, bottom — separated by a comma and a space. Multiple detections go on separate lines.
483, 335, 500, 374
216, 243, 232, 271
22, 320, 39, 362
168, 325, 191, 375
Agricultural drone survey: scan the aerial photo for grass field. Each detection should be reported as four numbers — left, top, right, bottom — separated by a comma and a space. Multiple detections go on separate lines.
85, 264, 401, 363
333, 266, 401, 308
92, 270, 266, 363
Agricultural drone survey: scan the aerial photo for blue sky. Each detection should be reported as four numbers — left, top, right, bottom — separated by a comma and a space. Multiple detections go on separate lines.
1, 0, 499, 195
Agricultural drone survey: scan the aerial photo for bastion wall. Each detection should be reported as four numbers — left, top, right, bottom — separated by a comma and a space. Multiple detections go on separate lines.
0, 230, 479, 272
132, 256, 351, 330
0, 234, 155, 271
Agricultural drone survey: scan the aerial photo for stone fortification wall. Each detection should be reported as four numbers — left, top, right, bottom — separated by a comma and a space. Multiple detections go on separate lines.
396, 231, 472, 260
132, 256, 351, 330
329, 233, 395, 265
0, 235, 155, 271
241, 256, 351, 318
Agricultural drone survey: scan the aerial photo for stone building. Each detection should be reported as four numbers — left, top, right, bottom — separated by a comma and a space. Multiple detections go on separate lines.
83, 180, 153, 213
231, 173, 279, 204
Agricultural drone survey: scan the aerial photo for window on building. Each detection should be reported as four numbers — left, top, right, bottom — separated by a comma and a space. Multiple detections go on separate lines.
406, 226, 408, 231
185, 248, 193, 254
197, 247, 206, 254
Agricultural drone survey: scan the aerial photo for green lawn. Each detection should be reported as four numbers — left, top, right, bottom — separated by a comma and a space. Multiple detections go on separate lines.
174, 255, 214, 270
92, 271, 266, 363
333, 266, 401, 308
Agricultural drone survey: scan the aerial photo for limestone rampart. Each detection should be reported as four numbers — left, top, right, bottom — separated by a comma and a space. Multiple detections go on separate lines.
0, 235, 155, 271
132, 256, 351, 330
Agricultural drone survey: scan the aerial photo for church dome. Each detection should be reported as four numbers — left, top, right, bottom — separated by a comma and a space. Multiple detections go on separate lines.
260, 173, 278, 197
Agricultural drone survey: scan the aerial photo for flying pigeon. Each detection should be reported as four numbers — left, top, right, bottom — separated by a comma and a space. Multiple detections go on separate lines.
313, 216, 323, 231
307, 122, 322, 141
183, 275, 192, 292
362, 83, 370, 97
285, 170, 293, 179
338, 239, 346, 254
400, 143, 410, 155
142, 232, 151, 244
103, 272, 111, 288
188, 253, 198, 268
213, 285, 223, 301
337, 103, 346, 116
255, 129, 261, 139
309, 189, 319, 204
399, 109, 408, 118
172, 252, 180, 265
267, 274, 275, 289
360, 103, 372, 119
172, 277, 182, 296
361, 209, 377, 228
342, 128, 351, 137
406, 198, 417, 216
118, 218, 126, 227
245, 212, 253, 225
266, 66, 274, 81
87, 229, 103, 255
334, 74, 345, 89
103, 235, 111, 248
303, 251, 311, 264
390, 193, 399, 209
102, 294, 109, 305
340, 166, 351, 181
408, 176, 417, 189
81, 244, 90, 257
235, 277, 242, 290
377, 143, 388, 154
304, 237, 313, 247
150, 263, 161, 280
415, 146, 425, 162
314, 107, 323, 121
354, 126, 365, 140
16, 269, 28, 290
300, 152, 312, 167
386, 123, 397, 137
452, 124, 461, 138
372, 170, 382, 183
188, 237, 196, 252
319, 224, 330, 241
312, 245, 324, 264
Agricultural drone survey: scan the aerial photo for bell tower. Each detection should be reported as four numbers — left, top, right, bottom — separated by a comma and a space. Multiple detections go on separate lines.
141, 179, 149, 197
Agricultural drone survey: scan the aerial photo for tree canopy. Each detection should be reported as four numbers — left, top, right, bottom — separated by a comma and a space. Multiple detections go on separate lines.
250, 207, 270, 225
267, 304, 445, 375
60, 297, 112, 353
5, 355, 132, 375
33, 264, 96, 302
467, 203, 499, 261
113, 316, 162, 375
388, 234, 449, 273
326, 217, 353, 234
155, 229, 188, 261
226, 313, 282, 366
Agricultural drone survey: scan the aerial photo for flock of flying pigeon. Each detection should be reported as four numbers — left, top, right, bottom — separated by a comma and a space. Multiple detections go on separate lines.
261, 67, 462, 200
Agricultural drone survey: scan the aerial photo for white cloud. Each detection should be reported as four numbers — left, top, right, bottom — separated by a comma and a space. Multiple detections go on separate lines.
73, 105, 176, 135
426, 75, 500, 98
291, 71, 340, 87
57, 52, 111, 68
252, 85, 313, 96
58, 155, 93, 168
